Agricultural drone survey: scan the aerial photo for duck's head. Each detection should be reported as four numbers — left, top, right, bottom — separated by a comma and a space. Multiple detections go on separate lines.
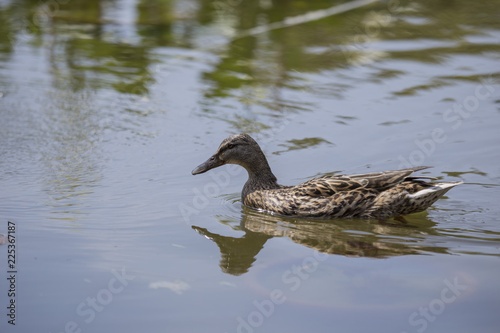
191, 133, 266, 175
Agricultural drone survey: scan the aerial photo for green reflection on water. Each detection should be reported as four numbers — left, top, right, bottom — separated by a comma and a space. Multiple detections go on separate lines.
2, 0, 499, 98
274, 137, 334, 155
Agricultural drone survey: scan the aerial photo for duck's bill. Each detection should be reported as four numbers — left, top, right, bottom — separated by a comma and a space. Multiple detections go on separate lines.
191, 157, 223, 175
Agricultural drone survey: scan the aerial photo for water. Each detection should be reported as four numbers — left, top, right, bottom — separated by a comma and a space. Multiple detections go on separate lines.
1, 0, 499, 332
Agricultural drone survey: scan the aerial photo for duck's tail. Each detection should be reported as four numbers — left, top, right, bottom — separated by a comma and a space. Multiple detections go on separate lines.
404, 181, 462, 215
366, 180, 462, 218
408, 181, 462, 200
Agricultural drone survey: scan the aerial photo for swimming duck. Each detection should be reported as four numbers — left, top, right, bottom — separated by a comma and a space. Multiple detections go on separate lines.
191, 134, 461, 219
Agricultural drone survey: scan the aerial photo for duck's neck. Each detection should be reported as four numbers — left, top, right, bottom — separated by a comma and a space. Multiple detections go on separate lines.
241, 155, 280, 201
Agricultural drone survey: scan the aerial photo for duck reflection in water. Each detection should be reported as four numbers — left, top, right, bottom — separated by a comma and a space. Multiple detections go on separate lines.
192, 207, 447, 276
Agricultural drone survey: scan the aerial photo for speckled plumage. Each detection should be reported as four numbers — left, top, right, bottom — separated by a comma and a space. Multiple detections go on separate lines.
192, 134, 462, 219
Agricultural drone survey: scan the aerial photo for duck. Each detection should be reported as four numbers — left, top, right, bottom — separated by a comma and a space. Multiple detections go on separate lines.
191, 133, 462, 219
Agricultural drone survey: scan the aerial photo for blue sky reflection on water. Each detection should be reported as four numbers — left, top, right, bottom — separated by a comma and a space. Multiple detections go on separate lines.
0, 0, 500, 332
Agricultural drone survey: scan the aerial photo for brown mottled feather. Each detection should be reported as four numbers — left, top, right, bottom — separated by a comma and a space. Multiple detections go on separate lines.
192, 134, 462, 219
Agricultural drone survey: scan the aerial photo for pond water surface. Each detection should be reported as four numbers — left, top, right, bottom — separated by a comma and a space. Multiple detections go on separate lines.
1, 0, 500, 332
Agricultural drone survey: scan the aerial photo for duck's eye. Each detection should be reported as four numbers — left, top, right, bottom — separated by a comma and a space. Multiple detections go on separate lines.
227, 144, 235, 149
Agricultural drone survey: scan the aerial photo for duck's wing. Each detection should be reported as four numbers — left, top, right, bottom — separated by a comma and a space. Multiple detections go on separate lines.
296, 166, 431, 197
348, 166, 431, 189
